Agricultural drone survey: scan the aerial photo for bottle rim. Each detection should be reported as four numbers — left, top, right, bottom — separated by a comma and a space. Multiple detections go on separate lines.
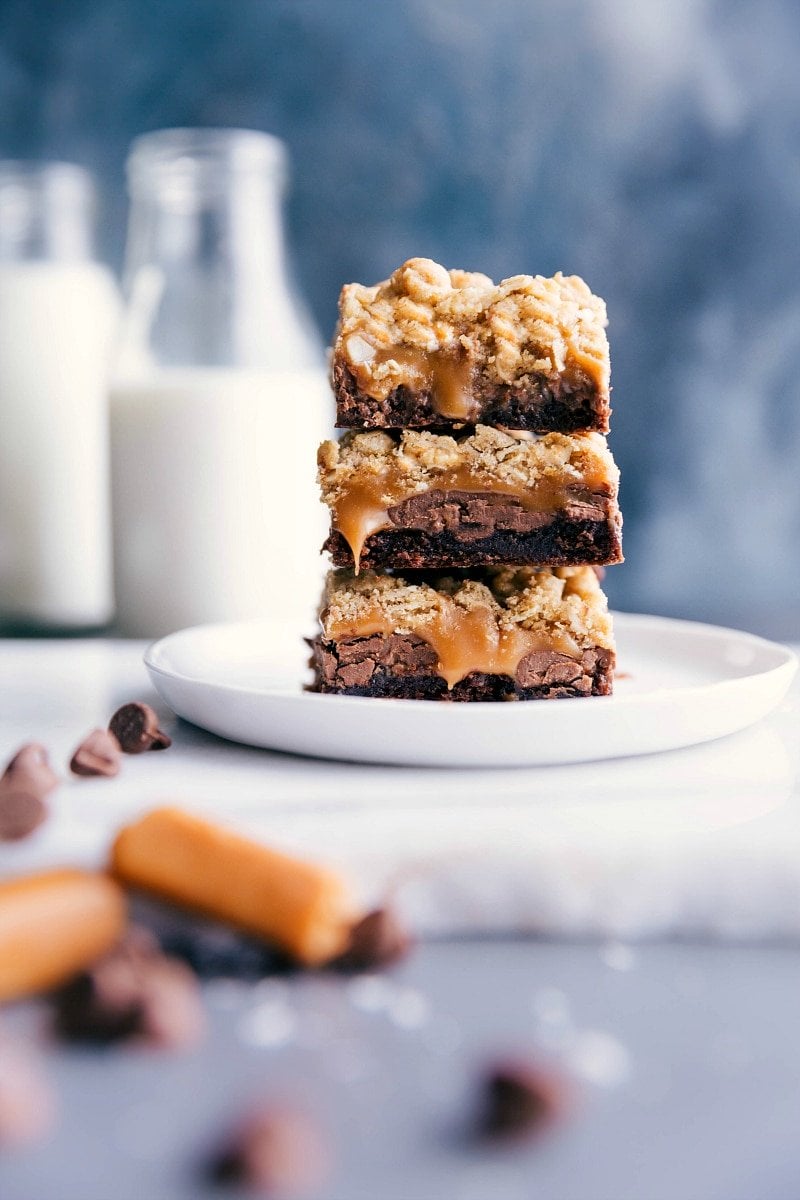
126, 128, 288, 189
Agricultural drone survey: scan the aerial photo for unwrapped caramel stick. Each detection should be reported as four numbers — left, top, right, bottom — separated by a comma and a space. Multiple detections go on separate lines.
111, 808, 354, 966
0, 870, 127, 1003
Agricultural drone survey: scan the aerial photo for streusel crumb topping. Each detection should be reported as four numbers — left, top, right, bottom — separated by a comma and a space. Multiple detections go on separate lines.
317, 425, 618, 509
321, 566, 614, 652
335, 257, 609, 399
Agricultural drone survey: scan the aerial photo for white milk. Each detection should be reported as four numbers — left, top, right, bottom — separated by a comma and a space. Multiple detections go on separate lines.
110, 367, 331, 637
0, 262, 119, 627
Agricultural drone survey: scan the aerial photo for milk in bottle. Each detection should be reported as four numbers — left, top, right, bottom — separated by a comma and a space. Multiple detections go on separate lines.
0, 164, 118, 629
111, 129, 329, 638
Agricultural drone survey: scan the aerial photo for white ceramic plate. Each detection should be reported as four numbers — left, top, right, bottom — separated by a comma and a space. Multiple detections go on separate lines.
144, 614, 797, 768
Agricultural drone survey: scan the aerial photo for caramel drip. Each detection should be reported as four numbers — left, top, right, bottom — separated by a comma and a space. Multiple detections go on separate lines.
331, 460, 607, 571
372, 344, 477, 421
567, 341, 605, 387
329, 602, 579, 689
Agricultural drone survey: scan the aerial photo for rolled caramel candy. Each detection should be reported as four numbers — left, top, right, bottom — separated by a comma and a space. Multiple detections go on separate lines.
111, 808, 354, 966
0, 870, 127, 1003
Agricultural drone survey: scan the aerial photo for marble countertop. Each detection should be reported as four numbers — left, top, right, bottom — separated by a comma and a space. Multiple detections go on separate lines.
3, 638, 800, 1200
2, 637, 800, 941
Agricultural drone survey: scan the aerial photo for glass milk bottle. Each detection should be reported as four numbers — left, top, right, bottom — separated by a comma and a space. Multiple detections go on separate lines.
0, 163, 118, 630
110, 128, 331, 638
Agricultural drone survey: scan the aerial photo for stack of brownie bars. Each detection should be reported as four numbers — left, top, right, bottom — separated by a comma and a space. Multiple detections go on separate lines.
311, 257, 622, 701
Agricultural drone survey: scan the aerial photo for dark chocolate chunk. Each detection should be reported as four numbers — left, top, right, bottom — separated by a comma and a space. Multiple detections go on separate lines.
333, 908, 412, 972
70, 729, 122, 778
0, 742, 59, 800
311, 635, 614, 701
209, 1106, 329, 1195
0, 790, 47, 841
477, 1060, 570, 1141
109, 702, 172, 753
52, 928, 204, 1049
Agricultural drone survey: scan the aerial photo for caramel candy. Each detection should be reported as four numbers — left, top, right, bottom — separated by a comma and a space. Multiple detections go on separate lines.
0, 870, 127, 1003
111, 808, 354, 966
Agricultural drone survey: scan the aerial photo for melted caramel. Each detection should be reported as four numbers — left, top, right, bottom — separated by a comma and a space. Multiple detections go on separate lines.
567, 340, 605, 388
331, 459, 607, 570
371, 344, 477, 421
329, 601, 579, 689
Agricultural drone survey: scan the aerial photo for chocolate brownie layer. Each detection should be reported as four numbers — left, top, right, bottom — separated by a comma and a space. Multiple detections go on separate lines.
310, 634, 614, 701
323, 493, 622, 570
333, 358, 609, 434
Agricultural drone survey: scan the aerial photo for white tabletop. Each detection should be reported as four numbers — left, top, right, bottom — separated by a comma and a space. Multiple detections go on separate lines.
2, 637, 799, 940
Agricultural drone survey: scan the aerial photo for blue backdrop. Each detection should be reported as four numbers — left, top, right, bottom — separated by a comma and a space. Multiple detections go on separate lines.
2, 0, 799, 634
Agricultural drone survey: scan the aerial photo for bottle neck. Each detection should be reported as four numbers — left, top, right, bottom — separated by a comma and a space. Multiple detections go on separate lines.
0, 163, 96, 263
117, 130, 321, 375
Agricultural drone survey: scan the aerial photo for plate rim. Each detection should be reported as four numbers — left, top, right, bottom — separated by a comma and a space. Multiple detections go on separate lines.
143, 611, 799, 712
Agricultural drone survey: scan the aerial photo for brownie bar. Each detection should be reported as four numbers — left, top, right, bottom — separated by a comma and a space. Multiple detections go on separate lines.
333, 257, 610, 432
311, 634, 614, 700
318, 426, 622, 571
313, 566, 615, 700
333, 358, 609, 434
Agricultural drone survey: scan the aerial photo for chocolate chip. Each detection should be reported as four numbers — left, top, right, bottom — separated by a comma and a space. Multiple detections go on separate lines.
53, 966, 144, 1044
0, 743, 59, 800
0, 790, 48, 841
477, 1060, 571, 1142
70, 729, 122, 778
333, 908, 412, 972
52, 928, 204, 1049
109, 703, 171, 754
209, 1107, 329, 1195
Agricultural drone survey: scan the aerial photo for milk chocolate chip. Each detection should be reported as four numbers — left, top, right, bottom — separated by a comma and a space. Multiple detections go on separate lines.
477, 1060, 571, 1141
109, 702, 171, 753
0, 743, 59, 800
0, 791, 47, 841
210, 1106, 329, 1195
70, 729, 122, 778
52, 928, 205, 1049
334, 908, 412, 972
